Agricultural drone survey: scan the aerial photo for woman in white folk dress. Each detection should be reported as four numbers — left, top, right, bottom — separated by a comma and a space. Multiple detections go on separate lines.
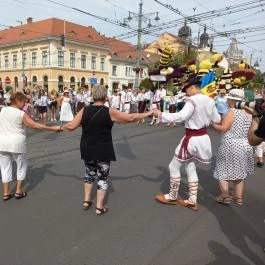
60, 90, 74, 122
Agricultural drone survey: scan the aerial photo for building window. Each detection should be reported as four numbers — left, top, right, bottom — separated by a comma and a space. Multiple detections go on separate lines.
125, 66, 129, 77
14, 76, 19, 89
58, 75, 64, 92
100, 57, 105, 71
32, 52, 37, 67
42, 51, 48, 66
22, 52, 27, 69
4, 55, 9, 69
13, 54, 17, 68
58, 51, 64, 67
70, 76, 75, 89
32, 75, 37, 85
112, 65, 117, 76
91, 56, 96, 70
70, 52, 75, 68
81, 77, 86, 87
81, 54, 86, 69
43, 75, 48, 90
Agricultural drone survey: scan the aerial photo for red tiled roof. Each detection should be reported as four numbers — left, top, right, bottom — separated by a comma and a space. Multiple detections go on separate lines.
103, 37, 159, 63
0, 17, 159, 64
0, 18, 107, 46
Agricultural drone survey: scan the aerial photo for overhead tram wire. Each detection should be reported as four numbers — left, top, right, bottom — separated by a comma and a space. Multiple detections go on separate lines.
214, 37, 265, 47
151, 0, 265, 36
45, 0, 160, 39
153, 0, 265, 54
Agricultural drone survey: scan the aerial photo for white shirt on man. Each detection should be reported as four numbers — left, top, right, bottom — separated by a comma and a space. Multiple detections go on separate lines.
159, 88, 167, 99
144, 90, 152, 101
110, 94, 120, 109
137, 92, 145, 101
121, 90, 132, 103
160, 94, 221, 163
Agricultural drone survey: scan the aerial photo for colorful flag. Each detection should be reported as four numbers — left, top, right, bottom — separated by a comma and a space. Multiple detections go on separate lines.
200, 71, 217, 98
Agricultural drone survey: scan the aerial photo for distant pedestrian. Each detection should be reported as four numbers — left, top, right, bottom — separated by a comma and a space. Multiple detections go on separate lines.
59, 85, 154, 215
49, 89, 58, 121
37, 89, 49, 123
0, 92, 58, 201
0, 97, 6, 111
60, 90, 73, 122
214, 87, 229, 116
255, 142, 265, 168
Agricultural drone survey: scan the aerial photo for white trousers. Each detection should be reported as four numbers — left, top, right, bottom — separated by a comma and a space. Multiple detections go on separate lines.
0, 152, 27, 183
123, 103, 130, 113
255, 142, 265, 157
169, 156, 198, 182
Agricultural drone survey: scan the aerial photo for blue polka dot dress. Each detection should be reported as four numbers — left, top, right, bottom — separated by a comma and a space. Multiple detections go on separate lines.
213, 109, 254, 180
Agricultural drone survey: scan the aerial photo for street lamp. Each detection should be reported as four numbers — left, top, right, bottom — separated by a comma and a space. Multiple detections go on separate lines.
16, 20, 25, 88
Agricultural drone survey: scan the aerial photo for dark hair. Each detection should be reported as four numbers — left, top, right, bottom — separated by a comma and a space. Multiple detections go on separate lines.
10, 92, 28, 104
76, 101, 85, 113
38, 89, 45, 98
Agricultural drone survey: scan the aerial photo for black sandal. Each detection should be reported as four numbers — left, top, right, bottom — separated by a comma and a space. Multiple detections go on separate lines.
96, 207, 108, 215
2, 193, 14, 201
15, 192, 27, 200
82, 201, 92, 210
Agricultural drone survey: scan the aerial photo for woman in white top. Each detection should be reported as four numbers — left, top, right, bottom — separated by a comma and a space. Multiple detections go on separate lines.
37, 89, 49, 123
60, 90, 74, 122
0, 92, 58, 201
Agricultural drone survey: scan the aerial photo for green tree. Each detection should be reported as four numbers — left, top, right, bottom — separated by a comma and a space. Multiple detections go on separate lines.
253, 70, 265, 84
169, 50, 197, 66
139, 78, 153, 90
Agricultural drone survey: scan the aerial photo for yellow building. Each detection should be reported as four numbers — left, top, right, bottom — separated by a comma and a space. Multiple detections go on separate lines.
0, 17, 110, 92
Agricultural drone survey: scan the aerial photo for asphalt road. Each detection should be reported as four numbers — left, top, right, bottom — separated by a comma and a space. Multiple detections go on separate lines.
0, 121, 264, 265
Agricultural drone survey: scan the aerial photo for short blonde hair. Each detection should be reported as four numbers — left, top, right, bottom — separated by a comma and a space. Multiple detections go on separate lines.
92, 85, 108, 102
10, 92, 28, 104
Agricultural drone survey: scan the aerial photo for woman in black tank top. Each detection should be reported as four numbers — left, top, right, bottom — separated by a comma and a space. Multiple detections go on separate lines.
59, 85, 154, 215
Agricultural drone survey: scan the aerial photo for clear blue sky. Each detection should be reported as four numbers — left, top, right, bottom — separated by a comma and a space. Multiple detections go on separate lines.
1, 0, 264, 71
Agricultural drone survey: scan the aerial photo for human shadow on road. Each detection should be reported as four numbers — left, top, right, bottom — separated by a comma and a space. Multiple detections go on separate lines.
114, 135, 137, 160
18, 163, 81, 193
197, 167, 265, 265
147, 162, 264, 265
206, 241, 251, 265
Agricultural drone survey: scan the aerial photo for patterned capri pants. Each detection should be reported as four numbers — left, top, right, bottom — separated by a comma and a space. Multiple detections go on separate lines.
84, 160, 110, 191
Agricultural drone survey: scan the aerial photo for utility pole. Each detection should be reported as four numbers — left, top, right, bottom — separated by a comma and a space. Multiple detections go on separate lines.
249, 51, 253, 67
124, 1, 160, 89
135, 0, 143, 89
17, 20, 25, 89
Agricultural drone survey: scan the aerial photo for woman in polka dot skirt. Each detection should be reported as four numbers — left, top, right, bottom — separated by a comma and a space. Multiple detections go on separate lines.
212, 89, 254, 206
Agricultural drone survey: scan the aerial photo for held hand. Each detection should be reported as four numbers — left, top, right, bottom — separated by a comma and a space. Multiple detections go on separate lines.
53, 125, 61, 132
153, 109, 161, 118
244, 106, 257, 116
210, 122, 217, 129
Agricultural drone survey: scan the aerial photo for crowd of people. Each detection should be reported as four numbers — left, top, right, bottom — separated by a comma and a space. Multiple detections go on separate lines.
0, 83, 187, 126
0, 81, 264, 217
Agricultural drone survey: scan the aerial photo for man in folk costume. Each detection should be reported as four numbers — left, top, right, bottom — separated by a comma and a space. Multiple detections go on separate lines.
110, 89, 120, 110
121, 87, 132, 113
154, 77, 221, 211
